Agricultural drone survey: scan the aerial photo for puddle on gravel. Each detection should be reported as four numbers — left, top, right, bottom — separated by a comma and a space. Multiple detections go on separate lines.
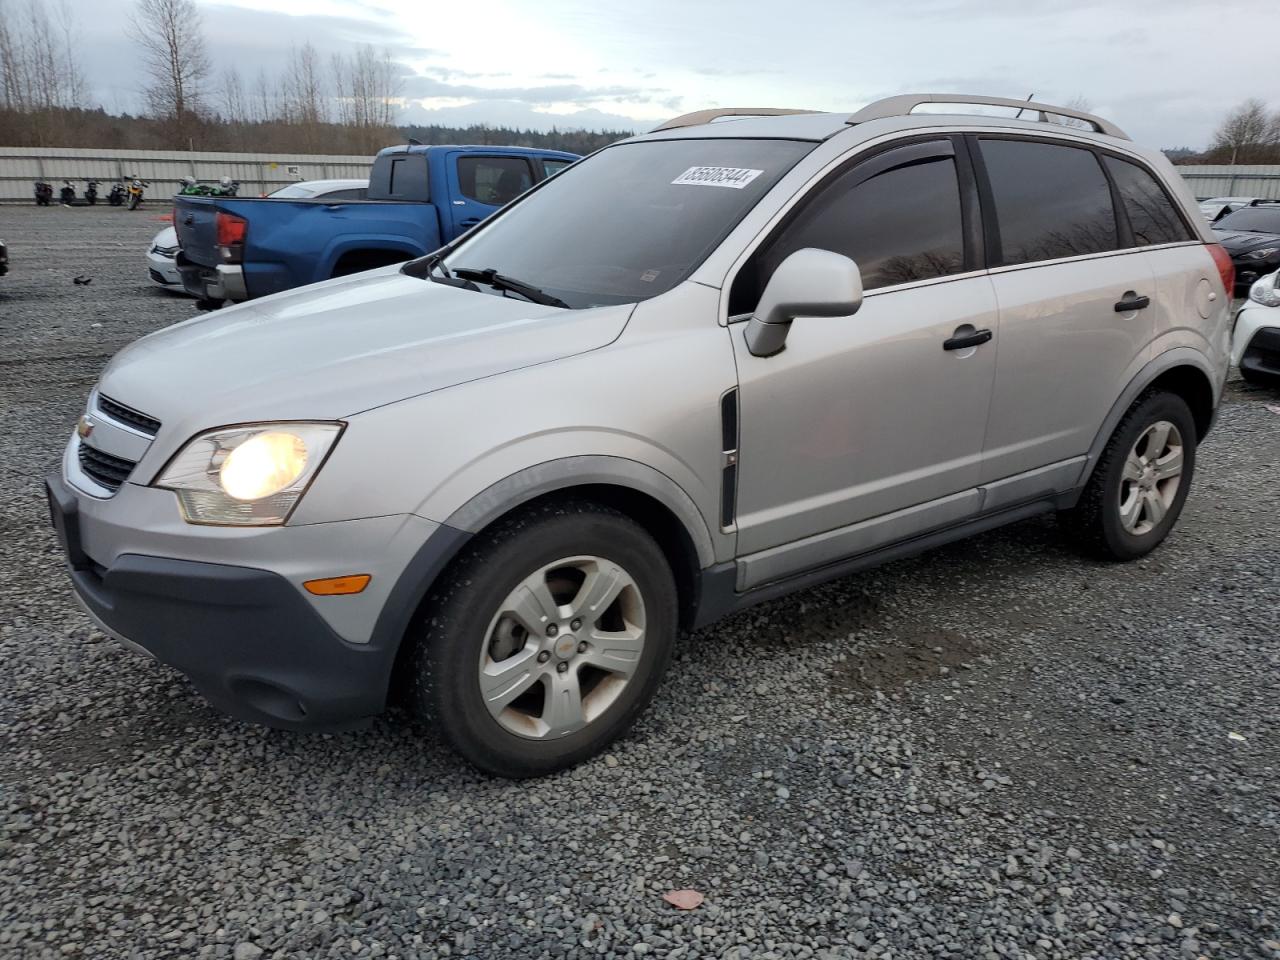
831, 626, 983, 698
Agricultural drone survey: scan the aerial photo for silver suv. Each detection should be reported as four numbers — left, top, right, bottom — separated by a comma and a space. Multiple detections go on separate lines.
48, 95, 1234, 777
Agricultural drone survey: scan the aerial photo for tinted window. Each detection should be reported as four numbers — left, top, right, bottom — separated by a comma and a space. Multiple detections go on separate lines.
380, 156, 428, 200
1214, 206, 1280, 234
457, 157, 533, 205
317, 187, 366, 201
544, 159, 572, 178
737, 147, 965, 308
980, 139, 1117, 264
1104, 157, 1192, 246
439, 138, 813, 308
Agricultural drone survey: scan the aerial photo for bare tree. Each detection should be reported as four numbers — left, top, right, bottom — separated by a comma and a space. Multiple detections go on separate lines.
130, 0, 210, 141
251, 67, 276, 124
1209, 99, 1280, 164
1047, 95, 1094, 131
220, 67, 247, 123
0, 0, 27, 110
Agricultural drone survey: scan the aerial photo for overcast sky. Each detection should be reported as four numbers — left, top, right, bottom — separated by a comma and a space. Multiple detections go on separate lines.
68, 0, 1274, 148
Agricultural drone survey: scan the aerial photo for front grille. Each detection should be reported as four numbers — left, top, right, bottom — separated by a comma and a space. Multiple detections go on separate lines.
97, 395, 161, 437
78, 443, 137, 491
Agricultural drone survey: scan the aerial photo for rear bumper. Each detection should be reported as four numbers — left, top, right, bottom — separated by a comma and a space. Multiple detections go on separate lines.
176, 253, 248, 302
45, 471, 456, 731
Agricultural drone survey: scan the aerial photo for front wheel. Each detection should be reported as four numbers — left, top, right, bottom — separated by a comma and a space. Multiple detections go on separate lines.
409, 500, 678, 778
127, 194, 140, 210
1060, 390, 1197, 560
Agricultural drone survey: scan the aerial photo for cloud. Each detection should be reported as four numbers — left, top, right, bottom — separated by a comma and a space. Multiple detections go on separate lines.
399, 75, 672, 108
399, 99, 642, 134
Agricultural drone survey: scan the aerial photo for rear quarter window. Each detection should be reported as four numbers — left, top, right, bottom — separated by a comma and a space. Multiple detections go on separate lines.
1103, 157, 1194, 246
979, 138, 1118, 265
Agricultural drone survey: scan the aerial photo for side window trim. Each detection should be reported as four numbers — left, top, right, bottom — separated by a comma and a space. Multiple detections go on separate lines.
1094, 146, 1136, 249
962, 134, 1001, 269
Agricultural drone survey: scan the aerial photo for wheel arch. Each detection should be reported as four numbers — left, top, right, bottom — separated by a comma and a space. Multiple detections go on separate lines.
1078, 349, 1219, 493
375, 458, 717, 707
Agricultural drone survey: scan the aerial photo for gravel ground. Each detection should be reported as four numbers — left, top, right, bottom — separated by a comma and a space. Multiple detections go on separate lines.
1, 204, 1278, 960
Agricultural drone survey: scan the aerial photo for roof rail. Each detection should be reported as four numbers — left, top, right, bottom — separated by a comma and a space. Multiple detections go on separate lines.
652, 107, 818, 132
846, 94, 1129, 141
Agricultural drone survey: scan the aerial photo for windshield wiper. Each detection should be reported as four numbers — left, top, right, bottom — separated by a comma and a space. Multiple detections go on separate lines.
405, 251, 478, 290
452, 267, 569, 308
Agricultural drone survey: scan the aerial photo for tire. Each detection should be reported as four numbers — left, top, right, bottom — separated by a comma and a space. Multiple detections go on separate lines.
127, 195, 140, 210
409, 499, 678, 778
1060, 390, 1197, 561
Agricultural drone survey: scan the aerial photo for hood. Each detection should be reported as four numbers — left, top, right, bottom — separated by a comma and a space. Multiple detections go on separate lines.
98, 267, 634, 428
151, 226, 178, 248
1214, 229, 1280, 255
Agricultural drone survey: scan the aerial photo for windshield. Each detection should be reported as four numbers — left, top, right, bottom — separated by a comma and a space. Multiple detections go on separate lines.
1215, 206, 1280, 233
437, 138, 815, 308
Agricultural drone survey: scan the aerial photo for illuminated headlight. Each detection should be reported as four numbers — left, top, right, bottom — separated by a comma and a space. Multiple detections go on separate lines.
1249, 271, 1280, 308
155, 422, 343, 525
1244, 247, 1280, 261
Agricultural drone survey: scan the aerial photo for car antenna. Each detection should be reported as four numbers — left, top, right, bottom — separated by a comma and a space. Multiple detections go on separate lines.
1013, 93, 1035, 120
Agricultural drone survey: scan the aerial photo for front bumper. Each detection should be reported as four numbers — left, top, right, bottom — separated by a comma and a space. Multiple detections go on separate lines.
176, 252, 248, 302
146, 250, 183, 287
46, 469, 446, 730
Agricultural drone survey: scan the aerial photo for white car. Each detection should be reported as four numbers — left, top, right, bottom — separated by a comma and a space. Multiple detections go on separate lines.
1200, 196, 1257, 224
146, 179, 369, 293
1232, 270, 1280, 386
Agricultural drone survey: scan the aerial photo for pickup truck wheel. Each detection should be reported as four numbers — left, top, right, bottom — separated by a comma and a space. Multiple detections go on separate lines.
1060, 390, 1196, 561
409, 500, 677, 778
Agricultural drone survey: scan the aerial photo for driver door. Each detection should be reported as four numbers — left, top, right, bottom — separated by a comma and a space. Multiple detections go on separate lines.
728, 138, 999, 586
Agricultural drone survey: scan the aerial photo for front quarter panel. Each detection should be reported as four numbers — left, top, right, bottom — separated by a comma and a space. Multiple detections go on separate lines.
291, 282, 737, 564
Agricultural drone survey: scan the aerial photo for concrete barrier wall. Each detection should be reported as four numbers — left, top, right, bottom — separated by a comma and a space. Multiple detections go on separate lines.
0, 147, 372, 202
1177, 165, 1280, 201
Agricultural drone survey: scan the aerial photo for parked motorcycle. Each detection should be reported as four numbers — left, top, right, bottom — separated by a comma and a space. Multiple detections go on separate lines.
85, 180, 99, 205
107, 182, 125, 206
34, 181, 53, 206
125, 176, 148, 211
177, 177, 240, 198
59, 180, 77, 205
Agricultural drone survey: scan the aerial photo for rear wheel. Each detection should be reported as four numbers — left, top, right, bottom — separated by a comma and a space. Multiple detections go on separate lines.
1060, 391, 1196, 560
409, 500, 678, 777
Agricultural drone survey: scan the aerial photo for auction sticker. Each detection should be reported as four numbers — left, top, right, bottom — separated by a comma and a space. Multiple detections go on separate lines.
672, 166, 764, 189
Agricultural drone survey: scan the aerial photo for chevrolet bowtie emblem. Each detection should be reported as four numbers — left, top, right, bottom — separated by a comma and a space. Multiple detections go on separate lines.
77, 416, 94, 439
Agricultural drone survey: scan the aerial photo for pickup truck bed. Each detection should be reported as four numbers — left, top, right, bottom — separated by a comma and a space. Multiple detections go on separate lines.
175, 144, 577, 304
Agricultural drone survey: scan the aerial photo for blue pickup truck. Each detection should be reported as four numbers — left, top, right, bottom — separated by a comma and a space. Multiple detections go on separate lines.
174, 144, 578, 304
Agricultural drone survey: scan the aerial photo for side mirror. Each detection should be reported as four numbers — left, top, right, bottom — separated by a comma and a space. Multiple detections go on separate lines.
744, 248, 863, 357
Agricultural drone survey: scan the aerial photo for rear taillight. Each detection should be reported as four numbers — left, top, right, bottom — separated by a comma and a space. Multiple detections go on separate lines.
1207, 243, 1234, 296
215, 211, 247, 246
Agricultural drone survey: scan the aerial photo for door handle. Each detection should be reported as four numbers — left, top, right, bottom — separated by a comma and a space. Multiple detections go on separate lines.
1114, 293, 1151, 312
460, 217, 481, 228
943, 328, 993, 351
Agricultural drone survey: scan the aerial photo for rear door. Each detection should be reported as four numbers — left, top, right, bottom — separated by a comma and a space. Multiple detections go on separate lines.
1100, 154, 1209, 358
445, 154, 535, 237
974, 136, 1156, 487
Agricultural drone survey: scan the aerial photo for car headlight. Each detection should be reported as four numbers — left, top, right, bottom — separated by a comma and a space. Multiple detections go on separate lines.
1249, 271, 1280, 308
155, 422, 343, 525
1244, 247, 1279, 261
